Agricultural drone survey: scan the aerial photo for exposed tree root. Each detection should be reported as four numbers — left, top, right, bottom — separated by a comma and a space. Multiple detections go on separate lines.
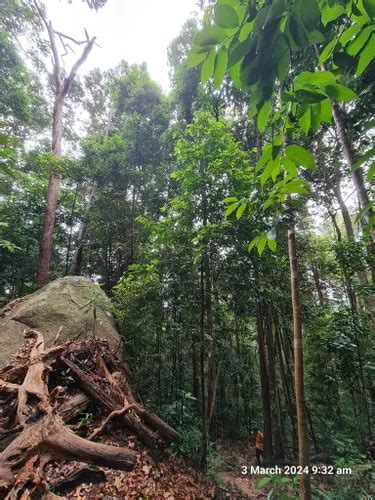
0, 330, 179, 498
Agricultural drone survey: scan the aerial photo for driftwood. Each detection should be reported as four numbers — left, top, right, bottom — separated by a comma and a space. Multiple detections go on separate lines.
0, 330, 180, 498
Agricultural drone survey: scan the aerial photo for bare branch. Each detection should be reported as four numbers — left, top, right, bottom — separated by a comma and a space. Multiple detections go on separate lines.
54, 31, 87, 46
62, 37, 96, 97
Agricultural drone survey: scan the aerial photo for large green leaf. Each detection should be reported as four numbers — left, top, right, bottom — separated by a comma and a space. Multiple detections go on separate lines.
201, 49, 216, 83
324, 83, 357, 102
257, 100, 271, 133
295, 89, 326, 103
285, 145, 315, 169
215, 4, 239, 29
213, 47, 228, 87
298, 0, 320, 33
185, 51, 207, 70
339, 24, 362, 46
319, 39, 336, 63
299, 108, 311, 134
352, 146, 375, 171
194, 26, 227, 46
282, 179, 309, 194
363, 0, 375, 18
347, 26, 373, 56
357, 34, 375, 75
228, 37, 255, 66
321, 3, 345, 26
320, 99, 333, 123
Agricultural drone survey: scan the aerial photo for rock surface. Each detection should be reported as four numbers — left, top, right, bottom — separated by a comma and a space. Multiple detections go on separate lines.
0, 276, 121, 367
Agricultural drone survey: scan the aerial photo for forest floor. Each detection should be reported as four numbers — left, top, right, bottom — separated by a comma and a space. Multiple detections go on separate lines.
215, 440, 266, 498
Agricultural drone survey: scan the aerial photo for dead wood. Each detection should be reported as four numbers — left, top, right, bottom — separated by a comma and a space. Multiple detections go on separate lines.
88, 403, 138, 441
16, 330, 49, 426
49, 465, 105, 494
0, 330, 180, 498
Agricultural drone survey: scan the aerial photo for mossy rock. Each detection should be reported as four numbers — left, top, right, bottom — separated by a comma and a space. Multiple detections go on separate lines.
0, 276, 121, 368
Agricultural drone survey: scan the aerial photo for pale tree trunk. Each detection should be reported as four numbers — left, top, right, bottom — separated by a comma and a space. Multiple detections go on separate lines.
34, 0, 96, 285
69, 183, 98, 275
288, 227, 311, 500
334, 178, 375, 334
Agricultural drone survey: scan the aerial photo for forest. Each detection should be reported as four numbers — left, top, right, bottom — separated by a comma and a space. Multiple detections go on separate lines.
0, 0, 375, 498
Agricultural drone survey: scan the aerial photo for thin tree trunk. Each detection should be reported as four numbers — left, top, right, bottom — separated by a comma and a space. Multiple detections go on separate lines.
34, 1, 96, 285
287, 227, 311, 499
310, 263, 325, 307
256, 302, 273, 459
266, 306, 284, 458
69, 183, 98, 275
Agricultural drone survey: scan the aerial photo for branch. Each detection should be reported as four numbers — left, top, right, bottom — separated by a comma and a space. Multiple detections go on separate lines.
54, 31, 87, 46
62, 36, 97, 98
32, 1, 62, 89
88, 403, 138, 441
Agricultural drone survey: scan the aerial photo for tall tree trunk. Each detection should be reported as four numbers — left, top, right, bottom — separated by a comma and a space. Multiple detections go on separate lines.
33, 1, 95, 285
36, 98, 62, 285
334, 180, 375, 334
256, 302, 273, 458
265, 306, 284, 458
288, 227, 311, 499
310, 263, 325, 307
69, 184, 98, 275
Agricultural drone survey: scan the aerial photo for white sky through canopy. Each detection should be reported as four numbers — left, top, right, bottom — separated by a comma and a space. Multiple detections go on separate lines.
44, 0, 198, 90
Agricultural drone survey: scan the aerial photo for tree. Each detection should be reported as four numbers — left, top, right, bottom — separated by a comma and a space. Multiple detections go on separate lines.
32, 0, 96, 285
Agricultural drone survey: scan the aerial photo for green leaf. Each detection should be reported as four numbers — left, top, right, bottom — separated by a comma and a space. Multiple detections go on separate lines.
357, 34, 375, 75
225, 201, 241, 216
215, 4, 239, 28
213, 47, 228, 87
308, 30, 326, 44
282, 179, 309, 194
261, 160, 278, 185
257, 100, 271, 132
321, 4, 345, 26
324, 83, 357, 102
321, 99, 333, 123
223, 197, 238, 203
352, 146, 375, 171
267, 239, 277, 252
339, 24, 362, 46
256, 475, 272, 488
295, 70, 336, 87
333, 52, 356, 70
285, 145, 315, 169
364, 118, 375, 131
319, 39, 336, 64
248, 236, 260, 252
347, 26, 373, 56
186, 51, 207, 69
283, 157, 298, 177
295, 89, 326, 103
194, 26, 227, 46
299, 107, 311, 134
299, 0, 320, 32
228, 37, 255, 66
367, 161, 375, 181
236, 202, 247, 219
201, 49, 216, 83
258, 235, 267, 256
363, 0, 375, 18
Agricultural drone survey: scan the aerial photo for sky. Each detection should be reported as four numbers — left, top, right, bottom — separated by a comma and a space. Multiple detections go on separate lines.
44, 0, 198, 91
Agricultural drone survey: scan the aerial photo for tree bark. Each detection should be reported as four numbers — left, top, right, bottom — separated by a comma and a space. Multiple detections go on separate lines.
287, 227, 311, 499
34, 1, 96, 285
265, 306, 284, 458
256, 302, 273, 459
